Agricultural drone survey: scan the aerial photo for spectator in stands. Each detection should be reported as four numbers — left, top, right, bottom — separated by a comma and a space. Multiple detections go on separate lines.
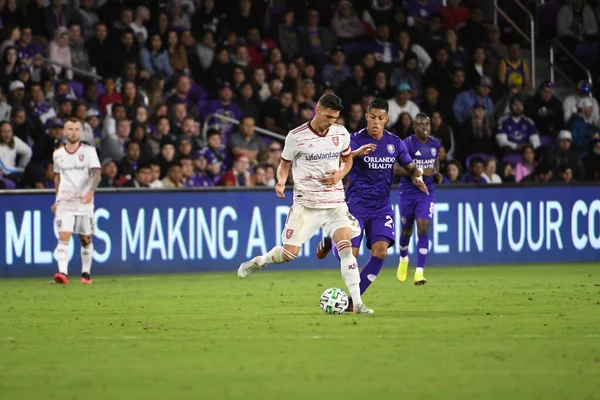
390, 52, 423, 98
101, 118, 130, 162
563, 80, 600, 125
397, 30, 431, 74
547, 130, 585, 181
331, 0, 367, 40
557, 0, 598, 53
453, 76, 494, 125
0, 47, 19, 93
49, 27, 73, 81
168, 0, 194, 31
129, 122, 153, 164
98, 77, 122, 117
520, 162, 553, 183
128, 6, 149, 45
419, 12, 445, 57
443, 160, 463, 184
99, 159, 119, 188
191, 0, 222, 39
458, 104, 495, 162
363, 0, 394, 30
201, 82, 243, 134
68, 24, 92, 79
193, 31, 216, 74
32, 159, 56, 189
299, 8, 335, 63
422, 86, 451, 123
44, 0, 73, 42
0, 87, 11, 121
345, 103, 367, 133
387, 83, 420, 128
371, 71, 394, 100
56, 96, 74, 120
0, 26, 21, 58
149, 161, 163, 188
190, 153, 215, 187
293, 101, 314, 127
161, 160, 184, 188
204, 46, 234, 93
117, 141, 140, 181
227, 116, 265, 163
369, 24, 401, 67
424, 45, 451, 95
514, 143, 536, 183
15, 27, 39, 69
114, 30, 140, 79
276, 10, 301, 60
465, 46, 494, 89
498, 41, 530, 91
338, 64, 368, 109
140, 34, 174, 78
494, 84, 521, 121
227, 0, 263, 37
404, 0, 440, 29
440, 0, 469, 31
583, 138, 600, 180
482, 157, 502, 184
461, 157, 487, 183
445, 29, 468, 68
525, 81, 564, 138
218, 154, 252, 186
32, 118, 63, 163
121, 81, 146, 120
431, 111, 454, 159
86, 23, 112, 78
496, 94, 541, 155
73, 102, 94, 146
441, 66, 466, 107
458, 6, 486, 55
122, 163, 152, 188
322, 46, 351, 90
166, 74, 198, 117
392, 111, 414, 139
245, 28, 275, 69
483, 25, 507, 81
102, 103, 126, 139
7, 81, 26, 109
568, 97, 600, 153
557, 164, 573, 183
263, 90, 294, 134
200, 129, 227, 179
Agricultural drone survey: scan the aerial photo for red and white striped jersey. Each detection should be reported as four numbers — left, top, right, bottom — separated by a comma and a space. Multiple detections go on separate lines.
281, 121, 351, 209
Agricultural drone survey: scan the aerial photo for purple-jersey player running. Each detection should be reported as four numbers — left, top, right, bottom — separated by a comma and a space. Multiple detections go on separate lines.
396, 113, 443, 285
316, 99, 427, 311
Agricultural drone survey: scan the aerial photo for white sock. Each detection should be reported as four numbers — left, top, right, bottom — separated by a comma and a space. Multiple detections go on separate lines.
337, 240, 362, 305
55, 241, 69, 275
81, 243, 93, 275
400, 256, 408, 261
256, 246, 296, 267
416, 267, 424, 274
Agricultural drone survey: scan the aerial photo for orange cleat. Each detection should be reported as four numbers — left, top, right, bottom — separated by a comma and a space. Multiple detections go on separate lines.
81, 273, 92, 284
53, 273, 69, 284
316, 237, 332, 259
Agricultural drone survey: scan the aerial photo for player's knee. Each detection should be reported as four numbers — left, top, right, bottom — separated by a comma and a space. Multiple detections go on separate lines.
58, 232, 71, 243
371, 242, 389, 259
282, 244, 300, 257
416, 221, 429, 235
401, 228, 413, 238
79, 236, 91, 247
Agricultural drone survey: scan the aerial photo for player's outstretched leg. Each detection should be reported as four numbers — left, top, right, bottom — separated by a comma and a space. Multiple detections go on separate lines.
414, 219, 430, 285
237, 246, 297, 278
316, 236, 332, 259
54, 238, 70, 284
397, 218, 414, 282
333, 234, 373, 314
359, 240, 388, 295
80, 236, 93, 284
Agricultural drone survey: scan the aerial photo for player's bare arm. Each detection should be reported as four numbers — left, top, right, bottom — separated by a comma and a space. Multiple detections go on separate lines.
397, 162, 428, 195
275, 159, 291, 198
82, 168, 101, 204
320, 153, 353, 187
51, 173, 61, 214
434, 156, 443, 184
352, 144, 377, 158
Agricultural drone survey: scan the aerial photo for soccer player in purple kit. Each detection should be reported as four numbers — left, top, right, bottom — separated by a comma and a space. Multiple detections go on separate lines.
316, 99, 427, 311
396, 113, 444, 285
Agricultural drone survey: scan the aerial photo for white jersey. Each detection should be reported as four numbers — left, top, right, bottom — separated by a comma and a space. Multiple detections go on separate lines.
53, 143, 101, 215
282, 122, 351, 209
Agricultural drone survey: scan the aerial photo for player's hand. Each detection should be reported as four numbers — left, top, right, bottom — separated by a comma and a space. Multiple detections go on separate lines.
81, 192, 93, 204
353, 144, 377, 157
413, 178, 429, 195
320, 170, 344, 187
435, 173, 444, 184
51, 203, 57, 214
275, 182, 285, 198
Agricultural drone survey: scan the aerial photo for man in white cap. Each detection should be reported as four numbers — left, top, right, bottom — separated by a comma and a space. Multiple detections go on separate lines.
8, 81, 26, 107
548, 130, 585, 180
567, 97, 600, 153
563, 80, 600, 125
386, 82, 420, 127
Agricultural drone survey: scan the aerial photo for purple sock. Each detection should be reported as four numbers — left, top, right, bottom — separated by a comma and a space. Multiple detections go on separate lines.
332, 245, 341, 261
417, 233, 428, 268
359, 255, 384, 295
399, 235, 410, 257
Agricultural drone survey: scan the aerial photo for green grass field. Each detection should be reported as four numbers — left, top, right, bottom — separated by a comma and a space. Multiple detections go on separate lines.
1, 264, 599, 400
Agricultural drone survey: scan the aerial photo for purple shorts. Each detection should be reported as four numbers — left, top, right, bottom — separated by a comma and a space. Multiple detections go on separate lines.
398, 193, 435, 226
348, 207, 395, 249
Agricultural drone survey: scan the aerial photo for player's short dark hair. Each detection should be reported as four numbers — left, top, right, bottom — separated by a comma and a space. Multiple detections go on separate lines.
414, 112, 430, 122
367, 98, 389, 113
64, 117, 80, 125
317, 94, 344, 111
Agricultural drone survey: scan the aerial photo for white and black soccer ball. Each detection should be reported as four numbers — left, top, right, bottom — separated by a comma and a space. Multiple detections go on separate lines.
319, 288, 349, 314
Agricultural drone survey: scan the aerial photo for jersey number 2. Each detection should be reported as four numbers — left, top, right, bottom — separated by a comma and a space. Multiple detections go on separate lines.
384, 215, 394, 229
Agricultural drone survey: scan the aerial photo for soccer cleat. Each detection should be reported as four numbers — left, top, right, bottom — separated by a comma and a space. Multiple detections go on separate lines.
346, 297, 354, 313
316, 236, 332, 259
81, 272, 92, 284
397, 256, 409, 282
354, 303, 374, 314
237, 257, 261, 279
53, 273, 69, 285
413, 270, 426, 286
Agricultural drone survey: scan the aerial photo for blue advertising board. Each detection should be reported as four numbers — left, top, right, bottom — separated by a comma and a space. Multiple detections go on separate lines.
1, 185, 599, 277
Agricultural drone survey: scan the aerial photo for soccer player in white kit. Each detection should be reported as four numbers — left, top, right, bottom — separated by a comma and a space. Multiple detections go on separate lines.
237, 94, 374, 314
52, 118, 101, 284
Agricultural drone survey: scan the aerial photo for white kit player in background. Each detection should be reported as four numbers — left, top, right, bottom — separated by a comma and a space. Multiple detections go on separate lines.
52, 118, 101, 285
237, 94, 375, 314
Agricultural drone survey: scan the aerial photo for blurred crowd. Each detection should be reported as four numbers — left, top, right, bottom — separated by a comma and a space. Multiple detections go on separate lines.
0, 0, 600, 190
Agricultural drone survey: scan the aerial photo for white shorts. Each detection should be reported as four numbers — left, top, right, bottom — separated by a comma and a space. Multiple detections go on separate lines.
55, 210, 95, 236
281, 203, 361, 247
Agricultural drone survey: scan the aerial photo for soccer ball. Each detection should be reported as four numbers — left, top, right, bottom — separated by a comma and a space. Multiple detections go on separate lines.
319, 288, 349, 314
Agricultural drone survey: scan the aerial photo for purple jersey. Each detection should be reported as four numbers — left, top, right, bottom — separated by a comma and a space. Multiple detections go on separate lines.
346, 129, 413, 211
399, 135, 441, 197
496, 115, 537, 145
